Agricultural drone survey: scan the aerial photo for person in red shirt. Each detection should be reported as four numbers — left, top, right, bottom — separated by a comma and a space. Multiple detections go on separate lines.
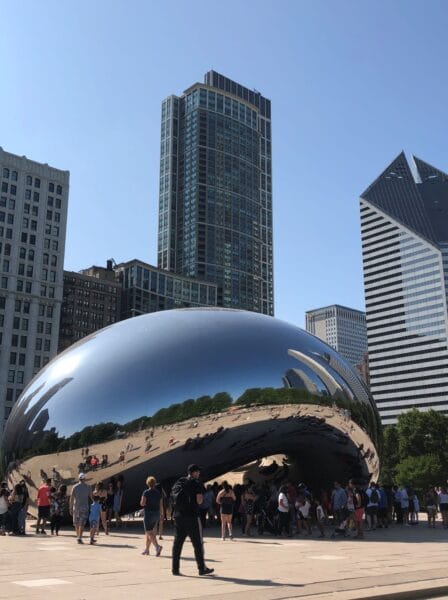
36, 478, 52, 534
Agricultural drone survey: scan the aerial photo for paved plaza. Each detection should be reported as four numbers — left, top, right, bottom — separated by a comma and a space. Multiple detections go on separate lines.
2, 522, 448, 600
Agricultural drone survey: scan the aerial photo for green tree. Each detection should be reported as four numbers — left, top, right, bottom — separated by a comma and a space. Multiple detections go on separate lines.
395, 454, 445, 491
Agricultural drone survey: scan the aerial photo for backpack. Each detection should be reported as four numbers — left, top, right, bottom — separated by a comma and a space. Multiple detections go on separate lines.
370, 488, 379, 504
171, 477, 192, 513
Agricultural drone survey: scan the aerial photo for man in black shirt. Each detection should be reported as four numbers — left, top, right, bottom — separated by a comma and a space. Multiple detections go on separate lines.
171, 464, 214, 576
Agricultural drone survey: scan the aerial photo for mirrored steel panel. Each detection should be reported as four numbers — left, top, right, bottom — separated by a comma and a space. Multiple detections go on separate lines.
1, 309, 380, 515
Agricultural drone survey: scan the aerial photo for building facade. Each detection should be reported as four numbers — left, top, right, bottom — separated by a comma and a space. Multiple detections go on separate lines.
305, 304, 367, 369
158, 70, 273, 315
59, 262, 121, 352
116, 259, 218, 319
0, 147, 69, 433
360, 152, 448, 425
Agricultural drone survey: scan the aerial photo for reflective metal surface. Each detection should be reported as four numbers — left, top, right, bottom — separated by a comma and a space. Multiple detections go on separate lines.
1, 308, 380, 515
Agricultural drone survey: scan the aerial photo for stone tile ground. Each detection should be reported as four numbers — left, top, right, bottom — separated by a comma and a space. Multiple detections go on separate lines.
1, 522, 448, 599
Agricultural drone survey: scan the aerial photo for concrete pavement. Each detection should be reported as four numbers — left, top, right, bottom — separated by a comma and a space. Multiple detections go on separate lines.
1, 521, 448, 599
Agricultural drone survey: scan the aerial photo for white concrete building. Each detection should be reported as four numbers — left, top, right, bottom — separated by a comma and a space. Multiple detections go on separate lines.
0, 147, 69, 435
360, 152, 448, 425
305, 304, 367, 368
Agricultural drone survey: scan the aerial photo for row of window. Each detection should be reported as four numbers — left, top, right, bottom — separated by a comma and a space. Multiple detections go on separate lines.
2, 169, 63, 194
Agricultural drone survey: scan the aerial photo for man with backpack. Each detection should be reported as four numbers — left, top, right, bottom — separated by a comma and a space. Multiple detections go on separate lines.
365, 481, 380, 531
171, 464, 214, 577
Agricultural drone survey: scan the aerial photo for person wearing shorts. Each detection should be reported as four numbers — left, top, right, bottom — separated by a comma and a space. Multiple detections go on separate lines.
351, 480, 365, 539
70, 473, 92, 544
140, 476, 163, 556
36, 478, 52, 534
425, 488, 437, 528
89, 496, 102, 545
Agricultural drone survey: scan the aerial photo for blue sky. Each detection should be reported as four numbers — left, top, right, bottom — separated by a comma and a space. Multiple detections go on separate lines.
1, 0, 447, 327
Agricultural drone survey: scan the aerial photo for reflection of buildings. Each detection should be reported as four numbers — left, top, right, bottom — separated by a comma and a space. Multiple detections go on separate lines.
0, 148, 69, 437
59, 262, 121, 352
306, 305, 367, 369
360, 153, 448, 424
158, 71, 274, 315
283, 368, 322, 396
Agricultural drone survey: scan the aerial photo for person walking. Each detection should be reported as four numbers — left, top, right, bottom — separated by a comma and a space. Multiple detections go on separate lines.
51, 485, 68, 536
140, 476, 163, 556
242, 485, 257, 536
365, 481, 379, 531
216, 481, 236, 540
331, 481, 347, 527
89, 496, 102, 545
425, 488, 437, 528
18, 481, 29, 535
36, 478, 52, 534
171, 464, 214, 576
69, 473, 92, 544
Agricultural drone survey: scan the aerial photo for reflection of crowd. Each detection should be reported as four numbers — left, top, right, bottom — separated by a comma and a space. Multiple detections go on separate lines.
183, 426, 228, 450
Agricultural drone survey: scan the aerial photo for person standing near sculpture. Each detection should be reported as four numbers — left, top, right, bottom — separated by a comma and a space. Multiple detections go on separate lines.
69, 473, 92, 544
171, 464, 214, 576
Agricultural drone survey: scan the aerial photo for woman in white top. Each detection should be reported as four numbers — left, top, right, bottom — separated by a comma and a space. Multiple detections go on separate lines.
277, 485, 290, 536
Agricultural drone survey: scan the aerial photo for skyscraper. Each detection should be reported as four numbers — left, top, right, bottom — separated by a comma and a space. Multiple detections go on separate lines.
360, 152, 448, 424
0, 147, 69, 434
158, 70, 273, 315
305, 304, 367, 368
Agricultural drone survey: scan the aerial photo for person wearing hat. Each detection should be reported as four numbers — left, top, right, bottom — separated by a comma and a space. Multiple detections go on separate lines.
69, 473, 92, 544
171, 464, 214, 576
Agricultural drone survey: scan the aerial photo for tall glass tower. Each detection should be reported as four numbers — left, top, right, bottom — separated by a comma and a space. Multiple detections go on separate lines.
158, 71, 273, 315
360, 152, 448, 424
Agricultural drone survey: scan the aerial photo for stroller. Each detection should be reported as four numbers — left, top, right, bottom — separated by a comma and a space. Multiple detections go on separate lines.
331, 518, 349, 538
257, 505, 278, 535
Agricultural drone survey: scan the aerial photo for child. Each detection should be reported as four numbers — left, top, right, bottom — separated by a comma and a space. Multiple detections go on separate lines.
296, 497, 312, 535
316, 500, 325, 538
89, 495, 102, 545
50, 487, 61, 536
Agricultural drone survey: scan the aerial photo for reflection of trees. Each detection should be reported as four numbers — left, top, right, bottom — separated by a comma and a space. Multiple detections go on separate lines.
9, 386, 380, 464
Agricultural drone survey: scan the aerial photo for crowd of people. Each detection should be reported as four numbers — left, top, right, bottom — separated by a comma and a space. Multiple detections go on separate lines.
2, 466, 448, 576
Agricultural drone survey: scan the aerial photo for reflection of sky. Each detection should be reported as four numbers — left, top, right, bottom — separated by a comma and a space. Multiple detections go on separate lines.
5, 309, 374, 441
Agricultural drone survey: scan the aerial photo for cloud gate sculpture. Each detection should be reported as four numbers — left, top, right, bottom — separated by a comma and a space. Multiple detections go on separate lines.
1, 309, 380, 516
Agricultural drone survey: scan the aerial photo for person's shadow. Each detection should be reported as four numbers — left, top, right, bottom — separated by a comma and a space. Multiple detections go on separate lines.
179, 574, 303, 587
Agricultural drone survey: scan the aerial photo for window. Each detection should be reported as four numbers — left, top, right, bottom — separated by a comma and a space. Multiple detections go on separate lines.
19, 247, 26, 259
33, 191, 39, 202
28, 249, 34, 261
15, 299, 21, 312
52, 226, 59, 237
50, 271, 56, 282
4, 244, 10, 256
37, 321, 44, 333
10, 185, 16, 195
54, 212, 60, 223
6, 228, 12, 239
2, 168, 9, 178
40, 284, 46, 296
51, 255, 57, 267
9, 352, 16, 365
18, 263, 24, 275
46, 305, 53, 318
11, 334, 18, 347
2, 259, 9, 272
25, 281, 32, 293
45, 322, 52, 335
32, 206, 38, 216
45, 224, 51, 234
34, 355, 41, 368
55, 198, 61, 209
24, 203, 30, 215
49, 286, 55, 298
0, 197, 5, 207
20, 335, 26, 348
44, 339, 51, 351
46, 210, 52, 220
1, 182, 7, 193
43, 253, 49, 265
8, 199, 15, 210
21, 318, 28, 331
56, 184, 62, 195
29, 235, 36, 245
35, 338, 42, 351
7, 370, 14, 383
6, 388, 14, 402
52, 240, 58, 251
35, 177, 41, 188
22, 217, 29, 228
47, 196, 53, 206
26, 175, 32, 185
7, 214, 13, 225
1, 276, 8, 289
21, 233, 27, 243
42, 268, 48, 281
49, 182, 54, 192
31, 220, 37, 231
19, 353, 25, 366
11, 171, 17, 181
25, 189, 31, 200
26, 265, 33, 277
44, 238, 50, 249
38, 304, 45, 316
16, 280, 23, 292
17, 371, 24, 384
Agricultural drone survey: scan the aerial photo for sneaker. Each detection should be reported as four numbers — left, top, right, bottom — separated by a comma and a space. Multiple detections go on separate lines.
141, 549, 149, 556
156, 545, 163, 557
159, 535, 163, 540
90, 539, 95, 545
199, 567, 214, 576
77, 538, 83, 544
40, 530, 47, 535
172, 571, 181, 576
222, 537, 226, 541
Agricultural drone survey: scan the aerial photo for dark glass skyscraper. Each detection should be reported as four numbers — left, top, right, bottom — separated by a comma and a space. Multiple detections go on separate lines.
158, 71, 273, 315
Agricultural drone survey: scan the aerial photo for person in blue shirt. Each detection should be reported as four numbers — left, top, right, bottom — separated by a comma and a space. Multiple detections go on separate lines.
89, 495, 102, 545
377, 484, 389, 528
140, 476, 163, 557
